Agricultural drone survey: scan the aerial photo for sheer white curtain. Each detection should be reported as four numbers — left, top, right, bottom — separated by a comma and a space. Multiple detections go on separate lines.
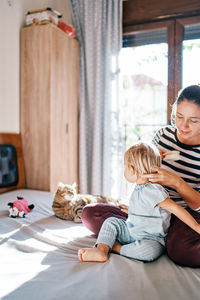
70, 0, 123, 197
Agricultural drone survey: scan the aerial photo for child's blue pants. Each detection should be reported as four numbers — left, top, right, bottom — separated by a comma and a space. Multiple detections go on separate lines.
96, 217, 164, 262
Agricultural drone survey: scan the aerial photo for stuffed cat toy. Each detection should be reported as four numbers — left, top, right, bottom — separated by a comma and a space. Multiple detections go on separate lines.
52, 182, 119, 223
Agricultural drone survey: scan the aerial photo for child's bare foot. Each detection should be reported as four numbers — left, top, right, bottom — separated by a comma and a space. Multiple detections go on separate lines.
78, 243, 109, 262
112, 241, 122, 254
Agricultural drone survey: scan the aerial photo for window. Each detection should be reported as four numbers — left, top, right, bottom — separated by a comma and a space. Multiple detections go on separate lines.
123, 16, 200, 120
182, 38, 200, 86
111, 16, 200, 198
121, 29, 168, 147
181, 20, 200, 87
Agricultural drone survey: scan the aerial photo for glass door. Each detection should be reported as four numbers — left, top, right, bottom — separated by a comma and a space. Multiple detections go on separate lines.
111, 23, 172, 199
119, 42, 168, 148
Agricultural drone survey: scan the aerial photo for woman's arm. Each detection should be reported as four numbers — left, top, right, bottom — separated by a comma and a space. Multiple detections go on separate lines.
158, 197, 200, 234
143, 166, 200, 210
175, 176, 200, 210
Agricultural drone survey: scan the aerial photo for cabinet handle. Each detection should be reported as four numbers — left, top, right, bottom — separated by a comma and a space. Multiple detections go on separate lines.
66, 123, 69, 133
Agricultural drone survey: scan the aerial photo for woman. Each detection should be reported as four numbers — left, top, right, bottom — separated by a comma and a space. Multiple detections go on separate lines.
81, 85, 200, 267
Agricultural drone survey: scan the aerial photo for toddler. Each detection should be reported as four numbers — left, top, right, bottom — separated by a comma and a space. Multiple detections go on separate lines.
78, 142, 200, 262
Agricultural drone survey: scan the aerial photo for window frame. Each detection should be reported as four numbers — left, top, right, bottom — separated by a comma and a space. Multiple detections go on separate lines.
123, 15, 200, 122
175, 16, 200, 98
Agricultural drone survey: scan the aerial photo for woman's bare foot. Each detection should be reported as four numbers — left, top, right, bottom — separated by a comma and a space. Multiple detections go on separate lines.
78, 243, 109, 262
112, 241, 122, 254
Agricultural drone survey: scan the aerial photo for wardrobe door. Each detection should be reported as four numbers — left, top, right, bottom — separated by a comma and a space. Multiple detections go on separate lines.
21, 24, 79, 192
21, 25, 51, 190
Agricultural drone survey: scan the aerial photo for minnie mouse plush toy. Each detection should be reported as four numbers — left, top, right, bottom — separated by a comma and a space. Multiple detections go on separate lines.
8, 196, 34, 218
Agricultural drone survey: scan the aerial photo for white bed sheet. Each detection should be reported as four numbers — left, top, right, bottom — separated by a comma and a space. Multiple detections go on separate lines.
0, 189, 200, 300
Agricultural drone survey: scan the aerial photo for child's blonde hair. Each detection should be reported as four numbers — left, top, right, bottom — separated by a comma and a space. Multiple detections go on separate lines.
124, 142, 161, 175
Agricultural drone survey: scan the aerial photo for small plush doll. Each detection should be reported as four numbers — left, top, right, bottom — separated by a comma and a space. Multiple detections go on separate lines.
8, 196, 34, 218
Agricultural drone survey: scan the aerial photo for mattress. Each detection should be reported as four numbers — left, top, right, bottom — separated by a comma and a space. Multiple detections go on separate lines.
0, 189, 200, 300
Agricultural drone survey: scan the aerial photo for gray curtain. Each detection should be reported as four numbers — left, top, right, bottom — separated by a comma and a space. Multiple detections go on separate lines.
70, 0, 122, 197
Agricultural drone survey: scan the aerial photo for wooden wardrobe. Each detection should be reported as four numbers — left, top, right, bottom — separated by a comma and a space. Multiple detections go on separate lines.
20, 24, 79, 192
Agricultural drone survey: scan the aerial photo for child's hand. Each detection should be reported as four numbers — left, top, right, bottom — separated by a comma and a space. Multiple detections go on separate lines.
118, 204, 128, 214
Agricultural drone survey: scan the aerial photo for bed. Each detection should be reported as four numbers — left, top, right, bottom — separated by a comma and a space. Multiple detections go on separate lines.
0, 134, 200, 300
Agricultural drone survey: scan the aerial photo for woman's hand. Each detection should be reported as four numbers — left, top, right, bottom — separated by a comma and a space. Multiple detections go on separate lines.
118, 204, 128, 214
142, 166, 180, 188
157, 147, 168, 160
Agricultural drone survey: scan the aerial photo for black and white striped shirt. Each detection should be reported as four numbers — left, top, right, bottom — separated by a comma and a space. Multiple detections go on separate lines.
152, 125, 200, 211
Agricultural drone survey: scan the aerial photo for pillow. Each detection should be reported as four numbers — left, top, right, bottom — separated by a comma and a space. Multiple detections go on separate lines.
0, 144, 18, 188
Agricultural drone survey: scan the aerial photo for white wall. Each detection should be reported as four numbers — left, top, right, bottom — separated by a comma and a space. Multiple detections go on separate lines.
0, 0, 72, 133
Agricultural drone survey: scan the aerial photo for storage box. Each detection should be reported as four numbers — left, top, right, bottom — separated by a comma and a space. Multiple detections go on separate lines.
25, 8, 62, 26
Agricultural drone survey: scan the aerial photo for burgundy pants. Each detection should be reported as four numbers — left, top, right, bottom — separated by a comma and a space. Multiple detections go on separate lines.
81, 204, 200, 267
81, 203, 128, 235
